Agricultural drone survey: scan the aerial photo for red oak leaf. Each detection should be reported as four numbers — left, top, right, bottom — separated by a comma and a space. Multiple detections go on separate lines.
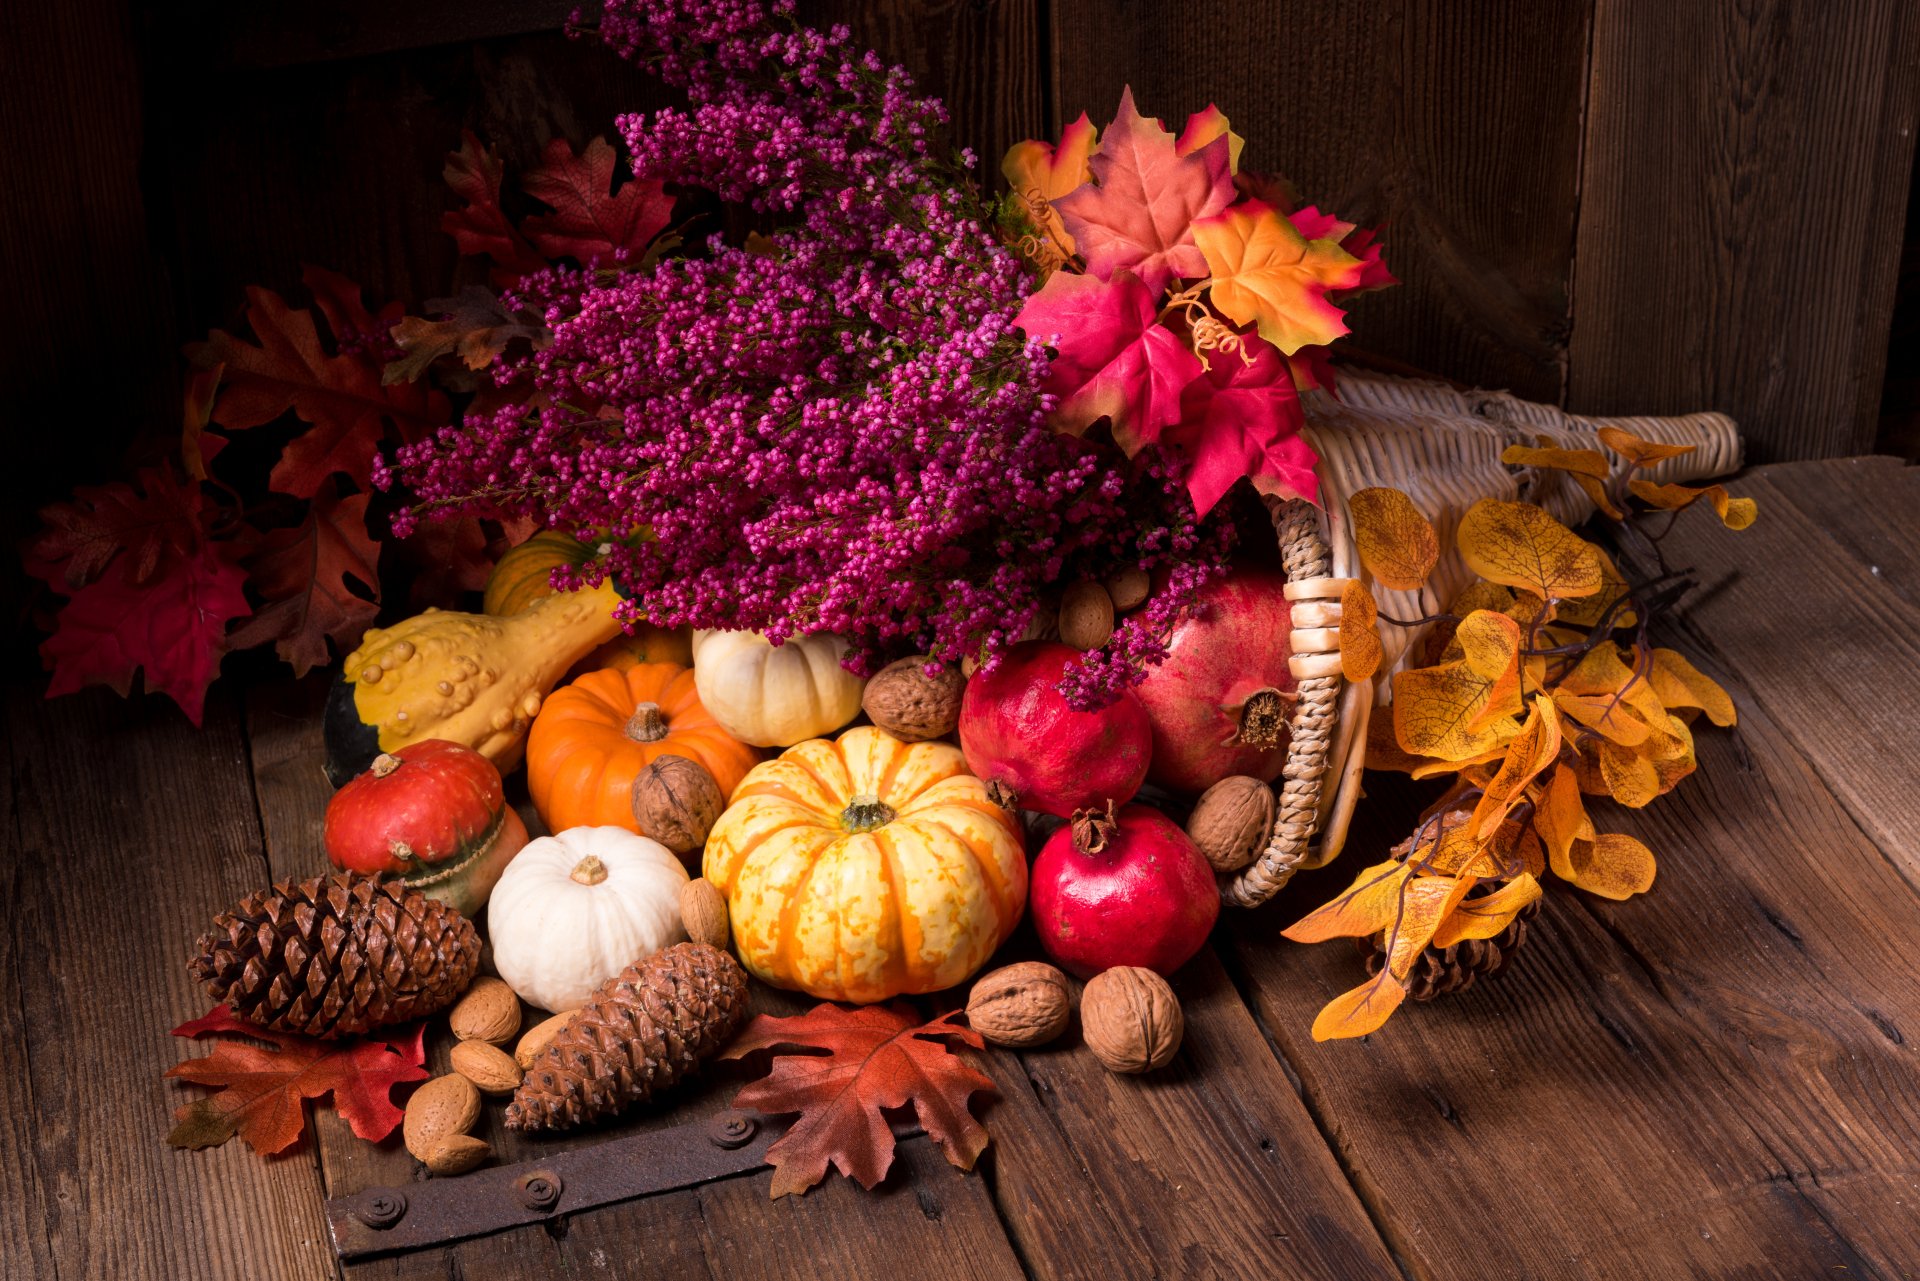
302, 265, 406, 364
442, 131, 547, 284
394, 514, 530, 609
40, 536, 250, 724
1053, 86, 1235, 295
182, 364, 226, 482
1288, 207, 1397, 294
520, 136, 674, 266
226, 487, 381, 677
1169, 338, 1319, 514
1015, 268, 1205, 451
166, 1006, 428, 1156
25, 465, 206, 593
187, 285, 449, 498
722, 1004, 993, 1199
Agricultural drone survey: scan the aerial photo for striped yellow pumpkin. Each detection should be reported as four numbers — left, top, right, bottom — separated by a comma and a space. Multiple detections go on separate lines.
703, 726, 1027, 1002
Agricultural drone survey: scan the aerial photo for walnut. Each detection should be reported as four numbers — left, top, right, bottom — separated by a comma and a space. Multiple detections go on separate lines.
1081, 967, 1183, 1074
966, 961, 1072, 1047
1058, 580, 1115, 651
1185, 775, 1275, 872
630, 755, 724, 855
861, 656, 965, 742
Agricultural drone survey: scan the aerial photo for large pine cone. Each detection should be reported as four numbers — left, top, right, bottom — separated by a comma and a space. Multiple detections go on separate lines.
1359, 894, 1542, 1001
188, 871, 480, 1038
507, 942, 750, 1132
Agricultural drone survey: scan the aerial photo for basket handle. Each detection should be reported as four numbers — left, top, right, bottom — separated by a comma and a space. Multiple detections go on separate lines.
1223, 497, 1340, 908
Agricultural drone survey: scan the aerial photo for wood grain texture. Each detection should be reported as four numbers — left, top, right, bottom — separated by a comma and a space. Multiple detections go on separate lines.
244, 674, 1027, 1281
972, 950, 1401, 1280
1048, 0, 1592, 400
1618, 460, 1920, 882
2, 687, 333, 1281
1568, 0, 1920, 460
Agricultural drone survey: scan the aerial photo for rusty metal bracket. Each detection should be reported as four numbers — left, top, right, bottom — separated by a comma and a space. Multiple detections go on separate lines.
325, 1109, 924, 1261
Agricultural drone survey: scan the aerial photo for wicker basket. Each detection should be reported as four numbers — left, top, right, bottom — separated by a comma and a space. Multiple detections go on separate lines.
1223, 373, 1742, 909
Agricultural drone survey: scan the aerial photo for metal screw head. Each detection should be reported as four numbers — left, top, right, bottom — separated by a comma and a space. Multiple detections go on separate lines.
707, 1110, 757, 1149
356, 1190, 408, 1230
517, 1172, 563, 1213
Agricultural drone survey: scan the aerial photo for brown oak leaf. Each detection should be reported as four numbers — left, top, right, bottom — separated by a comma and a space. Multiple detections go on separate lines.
722, 1004, 994, 1198
226, 487, 381, 676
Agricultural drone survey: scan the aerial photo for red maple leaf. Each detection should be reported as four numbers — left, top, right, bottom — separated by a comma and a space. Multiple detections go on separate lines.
187, 284, 449, 498
721, 1005, 994, 1199
24, 465, 206, 593
1168, 338, 1319, 515
40, 536, 250, 725
226, 487, 381, 677
1053, 86, 1235, 295
1288, 206, 1397, 295
520, 136, 674, 266
165, 1006, 427, 1156
1014, 268, 1205, 452
442, 131, 547, 284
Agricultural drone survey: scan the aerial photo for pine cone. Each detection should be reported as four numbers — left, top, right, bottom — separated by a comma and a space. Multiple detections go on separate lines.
188, 871, 480, 1039
1358, 894, 1542, 1001
507, 942, 750, 1132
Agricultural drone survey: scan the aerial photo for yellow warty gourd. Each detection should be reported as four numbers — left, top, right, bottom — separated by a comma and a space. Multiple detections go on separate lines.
327, 581, 623, 784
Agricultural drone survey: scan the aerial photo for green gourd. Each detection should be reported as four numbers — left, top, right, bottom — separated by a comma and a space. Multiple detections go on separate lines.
324, 581, 623, 786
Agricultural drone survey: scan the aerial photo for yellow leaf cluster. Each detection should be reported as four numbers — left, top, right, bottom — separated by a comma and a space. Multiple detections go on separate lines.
1293, 479, 1754, 1040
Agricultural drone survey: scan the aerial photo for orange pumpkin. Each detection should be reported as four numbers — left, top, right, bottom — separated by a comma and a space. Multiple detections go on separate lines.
527, 663, 762, 834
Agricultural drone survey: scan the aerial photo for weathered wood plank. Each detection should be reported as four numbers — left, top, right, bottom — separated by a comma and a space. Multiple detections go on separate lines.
1620, 460, 1920, 883
244, 674, 1027, 1281
2, 686, 333, 1281
1049, 0, 1592, 401
969, 948, 1401, 1280
1567, 0, 1920, 460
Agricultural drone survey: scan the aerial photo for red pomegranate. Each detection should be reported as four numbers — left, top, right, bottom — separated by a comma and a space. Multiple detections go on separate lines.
1134, 564, 1297, 793
959, 641, 1152, 817
1031, 804, 1219, 978
324, 739, 530, 917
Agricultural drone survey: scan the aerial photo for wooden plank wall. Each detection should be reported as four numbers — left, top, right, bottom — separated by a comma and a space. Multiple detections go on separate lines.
1, 0, 1916, 539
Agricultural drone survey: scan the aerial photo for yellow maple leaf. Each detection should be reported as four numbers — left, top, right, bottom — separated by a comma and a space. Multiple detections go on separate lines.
1339, 579, 1381, 681
1174, 105, 1245, 172
1193, 200, 1364, 355
1311, 972, 1408, 1041
1648, 648, 1736, 727
1563, 832, 1657, 900
1283, 859, 1415, 943
1431, 874, 1543, 948
1393, 659, 1520, 762
1457, 499, 1605, 601
1001, 113, 1098, 255
1469, 696, 1562, 839
1597, 426, 1697, 468
1627, 479, 1758, 530
1349, 487, 1439, 592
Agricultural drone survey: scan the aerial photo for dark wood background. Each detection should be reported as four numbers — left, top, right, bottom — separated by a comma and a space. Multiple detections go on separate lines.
3, 0, 1917, 529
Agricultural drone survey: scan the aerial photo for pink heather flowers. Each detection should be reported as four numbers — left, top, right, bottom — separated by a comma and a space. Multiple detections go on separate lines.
387, 0, 1232, 703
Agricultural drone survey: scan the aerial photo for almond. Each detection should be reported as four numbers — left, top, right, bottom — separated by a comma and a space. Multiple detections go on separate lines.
680, 878, 731, 951
425, 1133, 491, 1177
1104, 566, 1151, 613
449, 976, 521, 1045
450, 1038, 523, 1095
403, 1073, 482, 1162
1058, 580, 1115, 651
514, 1009, 581, 1071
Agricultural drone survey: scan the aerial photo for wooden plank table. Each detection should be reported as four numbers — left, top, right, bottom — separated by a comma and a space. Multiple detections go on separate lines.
5, 456, 1918, 1280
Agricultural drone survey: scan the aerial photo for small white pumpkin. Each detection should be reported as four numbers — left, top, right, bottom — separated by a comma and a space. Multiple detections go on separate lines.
488, 825, 689, 1011
691, 629, 866, 748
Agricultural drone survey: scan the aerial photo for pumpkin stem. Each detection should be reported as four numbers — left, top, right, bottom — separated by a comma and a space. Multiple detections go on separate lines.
570, 855, 609, 886
624, 702, 669, 743
1237, 687, 1295, 749
840, 793, 897, 833
1071, 802, 1119, 855
371, 753, 403, 778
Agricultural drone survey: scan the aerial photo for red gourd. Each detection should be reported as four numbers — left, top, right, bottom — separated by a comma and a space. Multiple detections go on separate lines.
1030, 804, 1219, 978
323, 739, 530, 917
958, 641, 1152, 817
1133, 565, 1298, 793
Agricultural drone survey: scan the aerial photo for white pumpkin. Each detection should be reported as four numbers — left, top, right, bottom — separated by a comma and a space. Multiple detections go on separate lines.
488, 825, 689, 1011
691, 629, 866, 748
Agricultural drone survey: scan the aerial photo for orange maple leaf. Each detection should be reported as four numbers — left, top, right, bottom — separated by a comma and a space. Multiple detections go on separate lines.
1193, 200, 1365, 355
1002, 112, 1098, 256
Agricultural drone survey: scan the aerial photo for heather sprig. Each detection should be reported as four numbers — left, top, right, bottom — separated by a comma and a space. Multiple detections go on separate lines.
388, 0, 1231, 701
